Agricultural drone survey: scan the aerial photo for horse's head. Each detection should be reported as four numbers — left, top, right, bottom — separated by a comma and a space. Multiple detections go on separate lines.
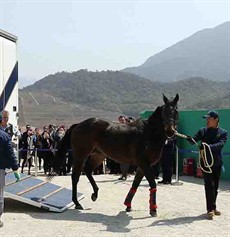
161, 94, 179, 138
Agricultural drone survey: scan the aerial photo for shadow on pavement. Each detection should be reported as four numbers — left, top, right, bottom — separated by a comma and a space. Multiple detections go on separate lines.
4, 199, 154, 234
151, 214, 208, 226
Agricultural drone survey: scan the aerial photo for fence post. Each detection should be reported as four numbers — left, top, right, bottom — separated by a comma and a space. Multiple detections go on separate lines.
34, 148, 38, 177
175, 146, 179, 182
103, 159, 106, 174
172, 146, 183, 186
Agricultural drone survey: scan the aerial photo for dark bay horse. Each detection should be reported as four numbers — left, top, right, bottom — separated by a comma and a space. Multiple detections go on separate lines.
68, 94, 179, 216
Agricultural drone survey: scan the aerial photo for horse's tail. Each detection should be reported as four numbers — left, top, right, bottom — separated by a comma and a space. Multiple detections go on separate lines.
49, 123, 78, 179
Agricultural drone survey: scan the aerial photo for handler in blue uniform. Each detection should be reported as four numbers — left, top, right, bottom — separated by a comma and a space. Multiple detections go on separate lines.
187, 110, 228, 219
0, 113, 20, 228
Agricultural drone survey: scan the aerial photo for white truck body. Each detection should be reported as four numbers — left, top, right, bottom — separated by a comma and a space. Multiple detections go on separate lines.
0, 29, 18, 127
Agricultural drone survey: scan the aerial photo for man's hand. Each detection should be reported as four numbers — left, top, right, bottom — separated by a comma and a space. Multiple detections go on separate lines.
199, 143, 204, 151
186, 136, 196, 145
14, 171, 20, 182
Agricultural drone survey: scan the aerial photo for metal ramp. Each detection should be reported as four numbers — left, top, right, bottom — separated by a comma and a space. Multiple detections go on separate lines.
5, 171, 84, 212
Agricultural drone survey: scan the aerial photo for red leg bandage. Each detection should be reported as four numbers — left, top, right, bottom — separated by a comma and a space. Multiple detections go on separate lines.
124, 188, 137, 207
149, 188, 157, 210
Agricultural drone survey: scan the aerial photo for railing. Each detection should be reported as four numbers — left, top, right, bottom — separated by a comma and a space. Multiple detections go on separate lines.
18, 148, 106, 176
18, 148, 230, 178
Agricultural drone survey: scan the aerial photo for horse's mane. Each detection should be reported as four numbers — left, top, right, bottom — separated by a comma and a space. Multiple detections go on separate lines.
147, 106, 163, 125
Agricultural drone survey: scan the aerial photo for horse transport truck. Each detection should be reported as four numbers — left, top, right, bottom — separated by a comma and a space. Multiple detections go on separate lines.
0, 29, 18, 127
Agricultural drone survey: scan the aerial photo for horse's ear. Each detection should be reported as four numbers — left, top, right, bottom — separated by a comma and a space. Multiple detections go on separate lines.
163, 94, 168, 104
173, 94, 179, 104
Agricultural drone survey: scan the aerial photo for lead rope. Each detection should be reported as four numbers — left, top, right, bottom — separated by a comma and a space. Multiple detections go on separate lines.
174, 131, 214, 174
198, 142, 214, 173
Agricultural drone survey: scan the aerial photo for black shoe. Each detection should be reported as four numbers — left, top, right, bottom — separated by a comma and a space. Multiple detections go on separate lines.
118, 176, 127, 180
214, 210, 221, 216
158, 180, 171, 185
0, 220, 3, 228
207, 210, 214, 220
163, 182, 172, 185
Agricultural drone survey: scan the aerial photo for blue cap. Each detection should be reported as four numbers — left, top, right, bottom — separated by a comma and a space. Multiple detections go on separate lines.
203, 110, 219, 119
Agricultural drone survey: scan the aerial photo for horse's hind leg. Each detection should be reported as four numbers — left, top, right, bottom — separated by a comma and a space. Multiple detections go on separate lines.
84, 158, 99, 202
71, 146, 92, 209
72, 168, 83, 209
124, 168, 144, 212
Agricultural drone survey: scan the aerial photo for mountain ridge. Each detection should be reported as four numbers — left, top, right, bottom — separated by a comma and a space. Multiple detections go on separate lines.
122, 22, 230, 82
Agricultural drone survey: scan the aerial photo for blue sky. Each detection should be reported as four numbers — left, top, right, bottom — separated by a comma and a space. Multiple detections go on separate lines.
0, 0, 229, 87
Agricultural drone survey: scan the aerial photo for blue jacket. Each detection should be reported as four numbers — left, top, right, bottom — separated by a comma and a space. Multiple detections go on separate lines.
0, 128, 19, 170
193, 127, 228, 166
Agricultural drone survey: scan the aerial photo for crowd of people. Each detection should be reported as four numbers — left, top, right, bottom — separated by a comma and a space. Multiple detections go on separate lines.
0, 110, 71, 176
18, 124, 69, 175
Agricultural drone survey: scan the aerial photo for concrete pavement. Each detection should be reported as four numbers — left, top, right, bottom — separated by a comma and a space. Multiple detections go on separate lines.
0, 173, 229, 237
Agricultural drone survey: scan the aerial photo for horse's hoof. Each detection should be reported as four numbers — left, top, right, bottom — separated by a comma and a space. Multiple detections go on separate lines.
126, 206, 132, 212
150, 209, 157, 217
75, 205, 83, 210
91, 193, 97, 202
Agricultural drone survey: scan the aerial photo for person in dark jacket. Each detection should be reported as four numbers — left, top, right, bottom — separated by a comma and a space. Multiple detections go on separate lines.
158, 137, 177, 184
0, 113, 20, 228
33, 128, 43, 170
41, 131, 54, 175
21, 127, 34, 175
187, 110, 228, 219
117, 115, 129, 180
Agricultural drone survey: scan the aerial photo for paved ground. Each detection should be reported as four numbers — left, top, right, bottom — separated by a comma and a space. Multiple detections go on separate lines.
0, 172, 229, 237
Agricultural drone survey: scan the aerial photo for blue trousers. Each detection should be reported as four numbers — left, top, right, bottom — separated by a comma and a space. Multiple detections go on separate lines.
203, 165, 221, 212
0, 169, 5, 218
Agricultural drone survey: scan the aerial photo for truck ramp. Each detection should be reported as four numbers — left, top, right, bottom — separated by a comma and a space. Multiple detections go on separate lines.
5, 171, 83, 212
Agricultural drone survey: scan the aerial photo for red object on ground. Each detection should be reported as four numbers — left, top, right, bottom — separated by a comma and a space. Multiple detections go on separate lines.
196, 164, 203, 178
183, 158, 194, 176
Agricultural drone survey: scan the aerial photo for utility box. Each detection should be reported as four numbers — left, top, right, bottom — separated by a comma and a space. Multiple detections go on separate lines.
183, 158, 194, 176
196, 164, 203, 178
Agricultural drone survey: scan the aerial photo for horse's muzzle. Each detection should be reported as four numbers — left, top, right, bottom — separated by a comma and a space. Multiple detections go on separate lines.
165, 124, 176, 138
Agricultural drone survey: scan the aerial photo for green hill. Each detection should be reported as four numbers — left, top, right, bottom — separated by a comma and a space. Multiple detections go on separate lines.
19, 70, 230, 128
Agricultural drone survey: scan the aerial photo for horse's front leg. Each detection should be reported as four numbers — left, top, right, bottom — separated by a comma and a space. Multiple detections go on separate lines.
124, 168, 144, 212
72, 169, 83, 209
142, 165, 157, 217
